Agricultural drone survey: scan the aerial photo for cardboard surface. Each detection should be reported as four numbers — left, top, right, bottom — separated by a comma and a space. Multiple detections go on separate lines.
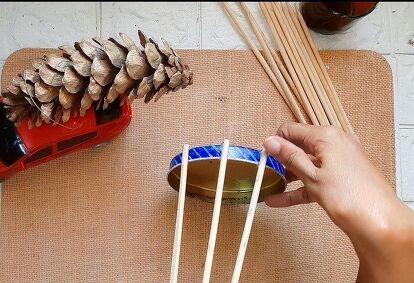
0, 49, 394, 282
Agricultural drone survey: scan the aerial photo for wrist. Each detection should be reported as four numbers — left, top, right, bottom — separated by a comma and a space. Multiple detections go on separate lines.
355, 200, 414, 274
380, 206, 414, 251
335, 192, 413, 254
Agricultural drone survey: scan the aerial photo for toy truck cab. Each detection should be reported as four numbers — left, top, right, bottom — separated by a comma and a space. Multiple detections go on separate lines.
0, 100, 132, 180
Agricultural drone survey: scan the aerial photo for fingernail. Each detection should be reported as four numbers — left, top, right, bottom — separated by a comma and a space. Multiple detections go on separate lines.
264, 197, 272, 207
263, 136, 281, 153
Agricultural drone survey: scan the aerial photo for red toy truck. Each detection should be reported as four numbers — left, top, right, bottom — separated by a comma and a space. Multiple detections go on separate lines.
0, 100, 132, 180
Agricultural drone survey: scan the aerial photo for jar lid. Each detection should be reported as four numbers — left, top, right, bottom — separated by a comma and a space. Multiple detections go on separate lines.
167, 144, 286, 204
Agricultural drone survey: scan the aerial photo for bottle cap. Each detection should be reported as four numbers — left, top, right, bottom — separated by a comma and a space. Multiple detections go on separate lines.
167, 144, 286, 204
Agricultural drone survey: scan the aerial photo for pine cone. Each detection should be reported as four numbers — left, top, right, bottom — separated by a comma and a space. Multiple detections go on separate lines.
0, 30, 193, 128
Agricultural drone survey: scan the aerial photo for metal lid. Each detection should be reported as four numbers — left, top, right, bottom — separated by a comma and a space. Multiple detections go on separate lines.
167, 144, 286, 204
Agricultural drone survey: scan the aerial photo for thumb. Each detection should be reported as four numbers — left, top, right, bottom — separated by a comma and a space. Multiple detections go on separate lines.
265, 187, 314, 207
264, 136, 318, 184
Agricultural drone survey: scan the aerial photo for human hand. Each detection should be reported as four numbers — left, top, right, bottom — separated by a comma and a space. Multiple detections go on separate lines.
263, 122, 414, 282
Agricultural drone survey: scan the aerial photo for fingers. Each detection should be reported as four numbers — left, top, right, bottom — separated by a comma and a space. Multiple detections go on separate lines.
276, 122, 350, 156
286, 155, 320, 182
265, 187, 314, 207
308, 154, 321, 168
284, 169, 298, 182
276, 122, 320, 155
264, 136, 318, 184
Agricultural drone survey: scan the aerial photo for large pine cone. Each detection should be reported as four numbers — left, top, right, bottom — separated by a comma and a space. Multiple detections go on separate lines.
0, 30, 193, 128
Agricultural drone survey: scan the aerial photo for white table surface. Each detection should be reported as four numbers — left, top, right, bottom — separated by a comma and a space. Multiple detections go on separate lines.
0, 2, 413, 211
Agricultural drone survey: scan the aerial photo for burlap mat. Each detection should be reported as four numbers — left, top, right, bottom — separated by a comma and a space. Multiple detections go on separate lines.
0, 49, 394, 282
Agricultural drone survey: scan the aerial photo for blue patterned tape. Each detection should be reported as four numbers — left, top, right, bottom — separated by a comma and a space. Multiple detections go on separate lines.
169, 145, 285, 176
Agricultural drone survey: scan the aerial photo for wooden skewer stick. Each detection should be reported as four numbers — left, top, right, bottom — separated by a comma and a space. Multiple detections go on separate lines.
202, 139, 230, 283
264, 36, 305, 115
258, 5, 316, 125
238, 2, 316, 125
237, 2, 304, 109
231, 149, 268, 283
260, 2, 328, 126
170, 144, 189, 283
275, 2, 341, 128
222, 2, 306, 124
265, 2, 329, 126
259, 2, 319, 125
291, 4, 354, 133
245, 5, 308, 118
284, 2, 343, 128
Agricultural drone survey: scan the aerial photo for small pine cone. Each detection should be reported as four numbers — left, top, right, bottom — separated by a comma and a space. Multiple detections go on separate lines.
0, 30, 193, 128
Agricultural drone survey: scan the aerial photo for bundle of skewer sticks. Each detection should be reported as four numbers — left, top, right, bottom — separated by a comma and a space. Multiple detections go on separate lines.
170, 141, 268, 283
223, 2, 353, 133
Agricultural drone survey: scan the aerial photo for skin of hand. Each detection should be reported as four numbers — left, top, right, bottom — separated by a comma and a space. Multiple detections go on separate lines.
263, 122, 414, 283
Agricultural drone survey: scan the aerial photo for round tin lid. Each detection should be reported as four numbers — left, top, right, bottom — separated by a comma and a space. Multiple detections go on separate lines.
167, 144, 286, 204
